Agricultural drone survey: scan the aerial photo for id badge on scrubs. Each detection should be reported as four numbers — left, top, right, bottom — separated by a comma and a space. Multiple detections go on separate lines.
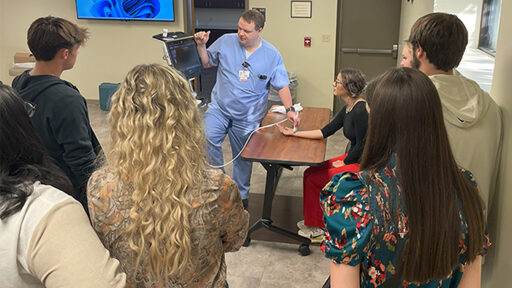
239, 70, 250, 81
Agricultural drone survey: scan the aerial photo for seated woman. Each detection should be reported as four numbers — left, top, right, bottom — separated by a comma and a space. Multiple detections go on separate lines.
278, 68, 368, 242
87, 64, 249, 287
0, 83, 125, 287
321, 67, 488, 287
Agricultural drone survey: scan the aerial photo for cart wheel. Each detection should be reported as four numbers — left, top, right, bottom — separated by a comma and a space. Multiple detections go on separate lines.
298, 244, 310, 256
243, 236, 251, 247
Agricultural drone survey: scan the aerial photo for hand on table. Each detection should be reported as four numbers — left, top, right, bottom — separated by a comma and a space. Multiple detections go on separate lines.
278, 124, 295, 136
332, 160, 345, 168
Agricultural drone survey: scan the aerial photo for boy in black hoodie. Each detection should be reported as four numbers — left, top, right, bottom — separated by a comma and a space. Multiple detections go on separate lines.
12, 16, 101, 215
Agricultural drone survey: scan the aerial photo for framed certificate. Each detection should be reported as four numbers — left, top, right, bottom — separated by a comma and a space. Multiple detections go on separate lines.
291, 1, 312, 18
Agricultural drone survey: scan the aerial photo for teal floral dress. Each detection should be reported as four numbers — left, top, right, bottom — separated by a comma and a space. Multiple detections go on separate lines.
320, 156, 490, 287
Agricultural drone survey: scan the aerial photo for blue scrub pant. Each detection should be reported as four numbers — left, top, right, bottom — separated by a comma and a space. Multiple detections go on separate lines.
204, 106, 260, 200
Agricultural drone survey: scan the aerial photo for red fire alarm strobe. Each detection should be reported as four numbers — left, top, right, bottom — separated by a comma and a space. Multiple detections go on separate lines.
304, 37, 311, 47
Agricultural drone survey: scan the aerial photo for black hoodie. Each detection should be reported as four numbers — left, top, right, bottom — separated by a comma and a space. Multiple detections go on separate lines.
12, 70, 102, 213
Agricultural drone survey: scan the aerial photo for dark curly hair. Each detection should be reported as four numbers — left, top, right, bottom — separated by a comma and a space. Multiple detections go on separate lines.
340, 68, 366, 98
0, 84, 73, 220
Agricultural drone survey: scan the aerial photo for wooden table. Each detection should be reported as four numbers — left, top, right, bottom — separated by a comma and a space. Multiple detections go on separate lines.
241, 107, 330, 256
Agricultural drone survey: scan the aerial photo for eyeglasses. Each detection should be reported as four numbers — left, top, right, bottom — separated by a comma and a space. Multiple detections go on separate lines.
24, 101, 36, 118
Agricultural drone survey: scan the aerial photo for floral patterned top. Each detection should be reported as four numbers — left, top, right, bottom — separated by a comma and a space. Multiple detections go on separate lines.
87, 168, 249, 288
320, 156, 490, 287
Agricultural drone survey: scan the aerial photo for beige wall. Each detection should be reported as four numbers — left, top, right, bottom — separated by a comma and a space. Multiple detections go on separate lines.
398, 0, 434, 48
249, 0, 338, 109
434, 0, 483, 49
0, 0, 4, 79
0, 0, 185, 100
397, 0, 434, 66
483, 0, 512, 285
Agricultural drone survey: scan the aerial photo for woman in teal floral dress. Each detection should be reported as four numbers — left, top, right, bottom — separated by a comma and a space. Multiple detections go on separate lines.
321, 68, 489, 287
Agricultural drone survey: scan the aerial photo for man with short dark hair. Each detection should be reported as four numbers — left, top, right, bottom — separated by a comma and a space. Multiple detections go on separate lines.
194, 10, 298, 208
408, 12, 502, 211
12, 16, 102, 215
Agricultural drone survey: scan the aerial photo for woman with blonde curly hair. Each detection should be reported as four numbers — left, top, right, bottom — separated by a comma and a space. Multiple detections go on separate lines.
87, 64, 249, 287
400, 40, 413, 67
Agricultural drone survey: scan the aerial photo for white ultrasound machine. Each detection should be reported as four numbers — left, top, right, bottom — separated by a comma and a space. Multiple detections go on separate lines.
153, 30, 204, 105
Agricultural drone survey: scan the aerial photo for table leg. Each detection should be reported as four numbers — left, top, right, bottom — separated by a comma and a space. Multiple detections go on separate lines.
261, 163, 281, 219
244, 162, 311, 254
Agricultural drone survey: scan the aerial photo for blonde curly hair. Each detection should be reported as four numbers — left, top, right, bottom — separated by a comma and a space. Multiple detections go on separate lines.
107, 63, 207, 282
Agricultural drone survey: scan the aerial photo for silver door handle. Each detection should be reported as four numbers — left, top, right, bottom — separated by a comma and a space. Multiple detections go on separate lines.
342, 44, 398, 59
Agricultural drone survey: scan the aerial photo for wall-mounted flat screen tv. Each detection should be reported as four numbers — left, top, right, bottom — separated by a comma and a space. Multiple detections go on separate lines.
76, 0, 175, 21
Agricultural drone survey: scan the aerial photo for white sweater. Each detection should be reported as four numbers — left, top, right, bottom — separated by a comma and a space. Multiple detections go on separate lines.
430, 70, 502, 211
0, 182, 126, 288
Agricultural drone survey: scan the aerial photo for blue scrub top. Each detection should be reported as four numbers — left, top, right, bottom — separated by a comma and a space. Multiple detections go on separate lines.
207, 33, 290, 122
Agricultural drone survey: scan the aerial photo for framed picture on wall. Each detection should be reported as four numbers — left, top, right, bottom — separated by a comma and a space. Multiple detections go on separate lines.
291, 1, 312, 18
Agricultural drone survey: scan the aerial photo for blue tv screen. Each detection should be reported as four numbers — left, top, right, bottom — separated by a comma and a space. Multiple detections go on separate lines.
76, 0, 175, 21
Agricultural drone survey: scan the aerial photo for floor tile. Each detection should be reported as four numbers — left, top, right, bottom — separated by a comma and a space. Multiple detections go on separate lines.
226, 275, 262, 288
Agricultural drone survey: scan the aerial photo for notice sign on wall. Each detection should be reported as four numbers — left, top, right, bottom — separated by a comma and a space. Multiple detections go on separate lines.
291, 1, 312, 18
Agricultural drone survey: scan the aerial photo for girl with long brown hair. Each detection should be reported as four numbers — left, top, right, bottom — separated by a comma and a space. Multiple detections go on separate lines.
87, 64, 249, 287
321, 68, 487, 287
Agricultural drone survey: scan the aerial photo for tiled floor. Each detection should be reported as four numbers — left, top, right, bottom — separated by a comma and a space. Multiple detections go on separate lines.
88, 101, 349, 287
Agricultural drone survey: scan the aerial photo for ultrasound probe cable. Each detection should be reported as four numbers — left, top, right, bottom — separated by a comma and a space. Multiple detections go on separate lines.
209, 110, 299, 169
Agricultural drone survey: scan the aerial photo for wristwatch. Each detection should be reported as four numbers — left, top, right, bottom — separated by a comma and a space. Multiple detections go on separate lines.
285, 106, 296, 113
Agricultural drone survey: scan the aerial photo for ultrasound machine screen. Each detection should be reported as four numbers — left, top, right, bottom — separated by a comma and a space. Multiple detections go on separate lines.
164, 36, 203, 79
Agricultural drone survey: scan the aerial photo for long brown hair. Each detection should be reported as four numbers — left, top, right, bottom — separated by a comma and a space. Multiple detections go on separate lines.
361, 68, 484, 282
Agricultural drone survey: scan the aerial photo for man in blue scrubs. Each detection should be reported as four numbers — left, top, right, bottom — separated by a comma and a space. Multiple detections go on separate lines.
194, 9, 298, 209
